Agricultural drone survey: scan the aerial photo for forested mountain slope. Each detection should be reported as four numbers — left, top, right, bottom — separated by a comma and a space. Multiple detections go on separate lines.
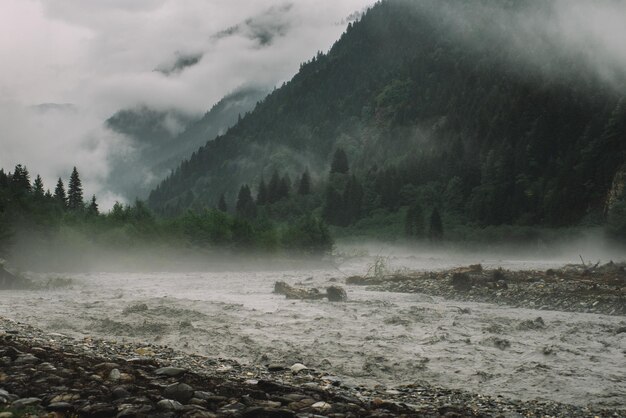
106, 86, 268, 199
148, 0, 626, 228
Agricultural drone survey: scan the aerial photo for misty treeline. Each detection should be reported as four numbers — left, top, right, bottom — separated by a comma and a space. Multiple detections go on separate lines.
0, 164, 333, 261
147, 0, 626, 241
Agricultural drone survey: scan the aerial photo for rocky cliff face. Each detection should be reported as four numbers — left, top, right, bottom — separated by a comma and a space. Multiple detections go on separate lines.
606, 163, 626, 216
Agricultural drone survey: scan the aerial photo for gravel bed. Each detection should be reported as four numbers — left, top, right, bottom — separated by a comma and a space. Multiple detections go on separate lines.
345, 263, 626, 316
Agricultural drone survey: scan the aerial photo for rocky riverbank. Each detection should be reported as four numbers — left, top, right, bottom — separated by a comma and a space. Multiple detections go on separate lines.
0, 317, 623, 417
345, 262, 626, 316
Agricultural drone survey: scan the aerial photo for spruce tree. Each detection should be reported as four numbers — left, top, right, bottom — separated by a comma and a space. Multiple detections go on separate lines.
67, 167, 84, 210
0, 170, 8, 190
33, 175, 45, 199
236, 184, 256, 219
277, 175, 291, 200
267, 170, 281, 203
405, 203, 424, 237
88, 195, 99, 215
330, 148, 349, 174
298, 170, 311, 195
217, 193, 228, 212
54, 178, 67, 208
256, 178, 268, 205
11, 164, 31, 196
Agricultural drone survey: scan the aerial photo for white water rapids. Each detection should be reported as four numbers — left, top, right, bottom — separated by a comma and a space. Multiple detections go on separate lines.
1, 250, 624, 408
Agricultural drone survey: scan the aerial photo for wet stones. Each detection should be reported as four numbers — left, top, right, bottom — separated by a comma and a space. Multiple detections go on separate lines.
273, 281, 348, 302
157, 398, 184, 411
349, 263, 626, 316
451, 272, 472, 291
0, 315, 622, 418
13, 353, 39, 365
164, 382, 194, 403
517, 317, 546, 331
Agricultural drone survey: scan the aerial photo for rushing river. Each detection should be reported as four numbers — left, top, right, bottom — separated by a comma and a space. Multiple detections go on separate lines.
1, 249, 625, 408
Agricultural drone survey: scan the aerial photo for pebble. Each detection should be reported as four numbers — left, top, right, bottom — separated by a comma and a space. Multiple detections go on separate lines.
109, 368, 121, 381
290, 363, 308, 373
164, 382, 195, 403
155, 366, 187, 377
157, 399, 184, 411
312, 401, 332, 410
11, 397, 41, 409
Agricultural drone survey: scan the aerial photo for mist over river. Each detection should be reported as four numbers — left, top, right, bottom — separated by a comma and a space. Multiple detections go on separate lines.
1, 246, 625, 409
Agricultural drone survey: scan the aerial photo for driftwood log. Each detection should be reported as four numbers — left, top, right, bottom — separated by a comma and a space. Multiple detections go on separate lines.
274, 281, 347, 302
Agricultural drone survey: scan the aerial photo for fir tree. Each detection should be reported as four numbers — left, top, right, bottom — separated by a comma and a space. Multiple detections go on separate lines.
33, 175, 45, 199
298, 170, 311, 195
256, 178, 268, 205
277, 175, 291, 200
11, 164, 31, 196
0, 170, 8, 190
236, 184, 257, 219
54, 178, 67, 208
405, 203, 424, 237
267, 170, 281, 204
217, 193, 228, 212
67, 167, 83, 210
88, 195, 99, 215
330, 148, 349, 174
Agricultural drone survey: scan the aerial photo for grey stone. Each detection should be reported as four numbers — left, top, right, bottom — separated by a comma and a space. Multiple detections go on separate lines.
326, 285, 348, 302
11, 397, 41, 409
155, 366, 187, 377
157, 399, 184, 411
164, 382, 194, 403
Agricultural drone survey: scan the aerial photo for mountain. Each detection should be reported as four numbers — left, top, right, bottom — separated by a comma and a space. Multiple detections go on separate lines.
148, 0, 626, 228
105, 85, 269, 200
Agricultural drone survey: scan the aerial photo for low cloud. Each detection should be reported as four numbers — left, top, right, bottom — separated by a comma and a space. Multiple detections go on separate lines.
0, 0, 373, 208
424, 0, 626, 93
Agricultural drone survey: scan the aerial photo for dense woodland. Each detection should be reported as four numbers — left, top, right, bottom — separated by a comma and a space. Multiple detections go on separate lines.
0, 165, 333, 263
148, 0, 626, 238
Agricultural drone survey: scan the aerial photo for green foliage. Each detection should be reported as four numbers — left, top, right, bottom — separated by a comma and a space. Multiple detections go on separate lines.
54, 178, 67, 208
405, 203, 424, 238
146, 0, 626, 234
67, 167, 83, 211
236, 184, 257, 219
282, 215, 333, 255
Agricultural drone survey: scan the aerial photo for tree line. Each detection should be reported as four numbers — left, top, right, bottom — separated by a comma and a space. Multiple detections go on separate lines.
0, 164, 334, 263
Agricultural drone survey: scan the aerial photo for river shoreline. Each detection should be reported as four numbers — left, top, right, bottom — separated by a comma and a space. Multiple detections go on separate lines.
344, 262, 626, 316
1, 316, 622, 417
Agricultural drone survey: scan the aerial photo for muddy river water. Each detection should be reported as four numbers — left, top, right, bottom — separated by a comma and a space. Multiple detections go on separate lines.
1, 250, 625, 409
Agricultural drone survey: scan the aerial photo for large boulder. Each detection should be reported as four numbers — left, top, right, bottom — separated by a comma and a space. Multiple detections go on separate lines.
326, 286, 347, 302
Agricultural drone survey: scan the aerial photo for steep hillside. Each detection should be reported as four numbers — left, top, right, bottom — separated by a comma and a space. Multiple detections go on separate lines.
106, 86, 268, 199
148, 0, 626, 228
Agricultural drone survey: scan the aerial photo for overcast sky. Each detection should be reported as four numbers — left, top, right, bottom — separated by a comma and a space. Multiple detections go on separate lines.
0, 0, 373, 208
